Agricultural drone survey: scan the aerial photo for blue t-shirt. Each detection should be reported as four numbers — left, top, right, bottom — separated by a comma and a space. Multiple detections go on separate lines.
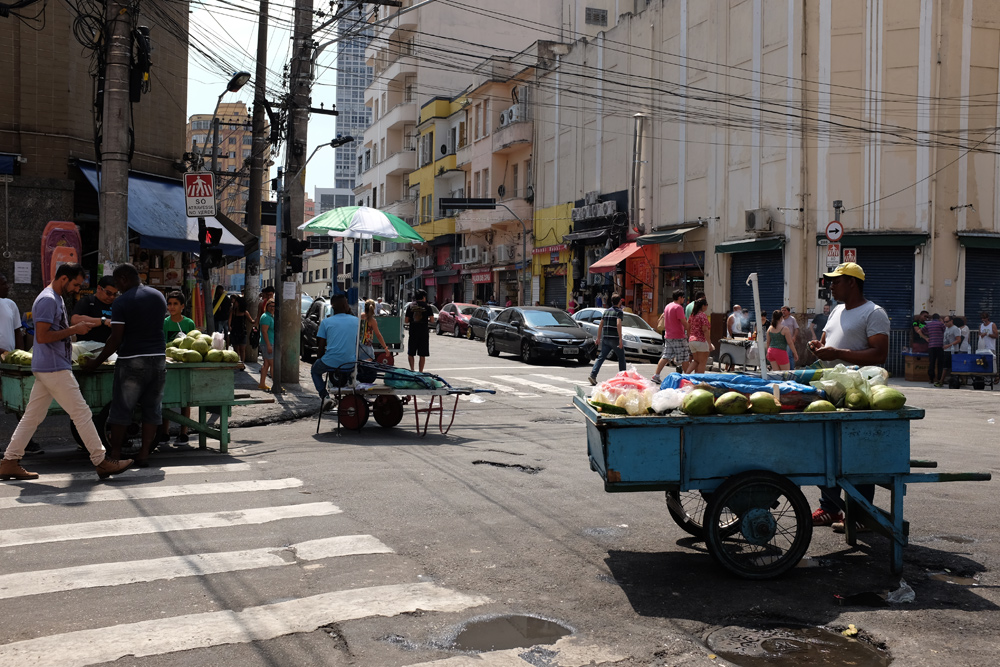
316, 313, 358, 370
111, 284, 168, 358
31, 287, 72, 373
260, 312, 275, 345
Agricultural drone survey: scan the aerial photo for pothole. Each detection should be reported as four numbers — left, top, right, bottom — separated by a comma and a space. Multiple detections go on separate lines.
472, 460, 543, 474
451, 614, 572, 652
706, 624, 890, 666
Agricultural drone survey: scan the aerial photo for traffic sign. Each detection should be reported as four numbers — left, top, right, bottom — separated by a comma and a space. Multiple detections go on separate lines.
826, 242, 841, 268
843, 247, 857, 263
184, 172, 216, 217
825, 220, 844, 243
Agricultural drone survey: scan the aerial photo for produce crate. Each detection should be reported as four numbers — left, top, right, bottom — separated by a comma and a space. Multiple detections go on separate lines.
952, 353, 994, 374
903, 352, 929, 382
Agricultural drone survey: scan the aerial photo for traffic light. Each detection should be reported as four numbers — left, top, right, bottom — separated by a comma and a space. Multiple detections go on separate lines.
199, 221, 225, 270
286, 237, 308, 276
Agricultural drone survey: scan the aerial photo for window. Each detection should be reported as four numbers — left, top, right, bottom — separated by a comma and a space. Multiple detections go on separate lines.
474, 171, 481, 198
474, 104, 481, 139
484, 99, 491, 136
585, 7, 608, 26
483, 168, 490, 199
322, 268, 328, 279
308, 271, 313, 282
228, 137, 236, 145
242, 149, 251, 158
511, 163, 519, 198
243, 135, 252, 144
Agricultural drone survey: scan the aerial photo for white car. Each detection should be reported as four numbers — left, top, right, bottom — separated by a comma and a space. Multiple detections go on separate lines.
572, 308, 665, 361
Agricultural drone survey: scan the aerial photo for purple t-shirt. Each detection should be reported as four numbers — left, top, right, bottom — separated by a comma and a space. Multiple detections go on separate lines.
924, 319, 945, 348
31, 287, 72, 373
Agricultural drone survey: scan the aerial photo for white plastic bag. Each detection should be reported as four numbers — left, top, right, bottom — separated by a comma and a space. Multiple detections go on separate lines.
651, 388, 686, 413
71, 341, 105, 363
860, 365, 889, 387
212, 332, 225, 351
886, 579, 915, 604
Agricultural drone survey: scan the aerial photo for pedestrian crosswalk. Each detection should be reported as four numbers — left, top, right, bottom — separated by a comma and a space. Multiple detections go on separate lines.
451, 372, 593, 399
0, 458, 625, 665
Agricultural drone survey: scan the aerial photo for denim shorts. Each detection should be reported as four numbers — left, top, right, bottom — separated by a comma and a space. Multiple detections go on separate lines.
109, 356, 167, 425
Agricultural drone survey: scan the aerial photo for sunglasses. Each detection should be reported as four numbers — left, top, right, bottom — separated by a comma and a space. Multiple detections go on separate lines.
102, 287, 119, 297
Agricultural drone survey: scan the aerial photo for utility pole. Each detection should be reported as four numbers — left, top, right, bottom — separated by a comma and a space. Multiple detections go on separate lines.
98, 0, 134, 270
272, 167, 285, 394
277, 0, 314, 385
244, 0, 269, 360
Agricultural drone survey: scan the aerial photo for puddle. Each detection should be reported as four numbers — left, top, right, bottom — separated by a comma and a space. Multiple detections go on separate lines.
452, 614, 572, 652
929, 571, 980, 586
472, 460, 543, 474
706, 624, 890, 666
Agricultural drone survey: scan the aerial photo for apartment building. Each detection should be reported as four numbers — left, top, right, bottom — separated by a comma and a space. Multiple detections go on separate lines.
355, 0, 622, 305
533, 0, 1000, 335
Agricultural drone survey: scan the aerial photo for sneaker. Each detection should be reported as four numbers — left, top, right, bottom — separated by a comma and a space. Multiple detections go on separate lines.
651, 375, 661, 384
832, 521, 870, 534
175, 433, 189, 444
22, 440, 44, 457
95, 458, 133, 480
588, 375, 597, 386
0, 459, 39, 480
321, 397, 336, 412
811, 508, 844, 526
155, 431, 170, 445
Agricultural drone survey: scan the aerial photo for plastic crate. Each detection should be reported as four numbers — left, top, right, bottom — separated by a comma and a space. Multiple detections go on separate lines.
952, 353, 994, 374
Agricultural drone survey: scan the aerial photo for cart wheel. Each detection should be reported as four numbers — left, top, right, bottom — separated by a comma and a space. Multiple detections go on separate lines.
720, 353, 735, 372
666, 491, 741, 539
704, 470, 812, 579
373, 395, 404, 428
338, 395, 370, 430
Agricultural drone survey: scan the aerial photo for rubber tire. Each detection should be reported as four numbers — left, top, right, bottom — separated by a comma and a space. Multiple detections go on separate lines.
453, 324, 462, 338
666, 490, 709, 538
520, 341, 534, 364
338, 395, 370, 430
373, 395, 404, 428
301, 340, 313, 362
704, 470, 812, 579
720, 352, 734, 372
577, 354, 591, 366
467, 326, 475, 340
436, 323, 444, 335
486, 336, 500, 357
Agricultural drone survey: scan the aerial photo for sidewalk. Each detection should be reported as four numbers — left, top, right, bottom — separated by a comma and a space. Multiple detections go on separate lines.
228, 359, 321, 428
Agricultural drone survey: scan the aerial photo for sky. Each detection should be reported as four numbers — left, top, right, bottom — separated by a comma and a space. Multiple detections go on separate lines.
185, 1, 345, 204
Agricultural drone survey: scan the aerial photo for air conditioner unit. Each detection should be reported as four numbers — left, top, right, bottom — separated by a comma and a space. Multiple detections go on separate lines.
499, 111, 510, 128
467, 246, 480, 263
507, 104, 522, 123
415, 256, 431, 269
601, 201, 616, 216
745, 208, 773, 233
494, 244, 509, 263
571, 207, 585, 222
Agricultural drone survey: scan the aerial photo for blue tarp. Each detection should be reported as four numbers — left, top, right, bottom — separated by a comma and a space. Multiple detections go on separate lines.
78, 164, 245, 257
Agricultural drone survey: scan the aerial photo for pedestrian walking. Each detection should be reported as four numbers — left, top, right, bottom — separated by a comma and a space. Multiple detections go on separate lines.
258, 299, 275, 392
588, 294, 626, 385
229, 294, 251, 361
405, 289, 435, 372
84, 263, 168, 467
808, 262, 890, 533
780, 306, 800, 369
766, 310, 798, 371
1, 263, 133, 481
924, 313, 946, 386
685, 291, 705, 319
687, 298, 711, 373
0, 272, 42, 458
809, 303, 831, 341
652, 290, 689, 384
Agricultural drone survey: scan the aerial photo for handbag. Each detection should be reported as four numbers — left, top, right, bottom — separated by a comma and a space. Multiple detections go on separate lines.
656, 312, 665, 331
249, 326, 260, 348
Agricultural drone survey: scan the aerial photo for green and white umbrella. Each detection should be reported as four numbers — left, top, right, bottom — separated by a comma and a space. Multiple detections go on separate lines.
299, 205, 424, 243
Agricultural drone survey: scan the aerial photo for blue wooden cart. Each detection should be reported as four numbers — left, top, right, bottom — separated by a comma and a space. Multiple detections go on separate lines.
574, 388, 991, 579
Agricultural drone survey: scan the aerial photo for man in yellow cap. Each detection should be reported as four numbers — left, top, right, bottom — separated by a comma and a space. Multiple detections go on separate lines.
808, 261, 890, 532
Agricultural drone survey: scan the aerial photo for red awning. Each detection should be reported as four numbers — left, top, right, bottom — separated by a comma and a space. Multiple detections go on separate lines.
588, 242, 644, 273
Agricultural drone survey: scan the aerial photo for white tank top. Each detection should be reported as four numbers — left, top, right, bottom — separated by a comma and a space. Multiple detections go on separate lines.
980, 322, 997, 352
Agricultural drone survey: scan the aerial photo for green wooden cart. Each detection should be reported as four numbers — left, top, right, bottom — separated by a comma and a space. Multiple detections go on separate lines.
0, 361, 272, 453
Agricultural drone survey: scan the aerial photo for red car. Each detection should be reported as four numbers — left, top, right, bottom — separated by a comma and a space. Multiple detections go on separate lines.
436, 302, 477, 337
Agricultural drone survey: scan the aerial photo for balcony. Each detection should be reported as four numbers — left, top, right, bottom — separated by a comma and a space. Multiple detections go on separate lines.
361, 249, 412, 272
493, 120, 532, 154
381, 100, 417, 131
380, 148, 417, 176
455, 197, 532, 233
456, 141, 473, 167
383, 197, 416, 217
381, 54, 417, 84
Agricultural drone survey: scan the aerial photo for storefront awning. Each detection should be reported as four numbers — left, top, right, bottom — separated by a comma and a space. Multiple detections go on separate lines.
564, 227, 610, 243
814, 232, 929, 247
956, 232, 1000, 249
78, 163, 246, 256
714, 237, 785, 254
589, 242, 644, 273
636, 226, 699, 246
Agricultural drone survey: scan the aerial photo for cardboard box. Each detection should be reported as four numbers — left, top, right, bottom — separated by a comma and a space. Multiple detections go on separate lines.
904, 353, 929, 382
148, 269, 164, 285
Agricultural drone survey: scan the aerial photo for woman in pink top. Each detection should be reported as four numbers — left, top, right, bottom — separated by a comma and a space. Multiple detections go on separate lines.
687, 298, 711, 372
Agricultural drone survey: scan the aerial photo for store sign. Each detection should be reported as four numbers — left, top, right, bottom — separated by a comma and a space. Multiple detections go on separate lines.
826, 243, 841, 268
371, 272, 383, 285
550, 252, 559, 263
543, 263, 567, 277
532, 244, 568, 255
424, 277, 436, 286
472, 271, 492, 284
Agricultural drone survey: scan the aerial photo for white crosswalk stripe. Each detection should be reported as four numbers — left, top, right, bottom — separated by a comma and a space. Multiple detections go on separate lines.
0, 478, 303, 509
530, 373, 591, 387
0, 502, 341, 547
492, 375, 576, 396
0, 583, 491, 667
1, 462, 252, 485
449, 376, 538, 398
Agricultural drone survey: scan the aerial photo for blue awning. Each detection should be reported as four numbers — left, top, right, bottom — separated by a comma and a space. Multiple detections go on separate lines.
78, 164, 245, 256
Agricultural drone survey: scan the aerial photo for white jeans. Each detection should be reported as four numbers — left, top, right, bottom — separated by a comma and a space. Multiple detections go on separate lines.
4, 370, 106, 466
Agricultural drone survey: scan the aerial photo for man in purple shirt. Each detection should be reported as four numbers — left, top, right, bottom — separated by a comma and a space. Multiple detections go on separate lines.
924, 313, 946, 386
0, 263, 133, 481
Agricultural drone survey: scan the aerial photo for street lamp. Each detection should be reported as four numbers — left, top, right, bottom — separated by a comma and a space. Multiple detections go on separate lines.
198, 71, 253, 169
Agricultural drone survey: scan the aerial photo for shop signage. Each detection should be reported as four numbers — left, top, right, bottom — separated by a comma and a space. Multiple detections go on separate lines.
550, 252, 559, 263
424, 276, 437, 286
532, 244, 568, 255
543, 264, 567, 277
472, 271, 492, 283
371, 272, 383, 285
826, 242, 841, 268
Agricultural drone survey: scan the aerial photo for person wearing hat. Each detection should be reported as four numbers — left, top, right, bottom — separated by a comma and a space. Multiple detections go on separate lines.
807, 261, 890, 532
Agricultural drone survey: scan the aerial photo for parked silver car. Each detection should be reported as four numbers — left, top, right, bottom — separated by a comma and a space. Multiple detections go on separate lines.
572, 308, 664, 361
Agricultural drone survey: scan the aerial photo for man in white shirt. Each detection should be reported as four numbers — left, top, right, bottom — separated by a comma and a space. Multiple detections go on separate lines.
0, 274, 23, 356
780, 306, 799, 369
726, 305, 744, 337
941, 315, 962, 384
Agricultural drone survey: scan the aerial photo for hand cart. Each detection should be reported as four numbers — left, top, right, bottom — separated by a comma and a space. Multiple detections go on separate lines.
574, 387, 991, 579
717, 338, 760, 372
0, 361, 273, 454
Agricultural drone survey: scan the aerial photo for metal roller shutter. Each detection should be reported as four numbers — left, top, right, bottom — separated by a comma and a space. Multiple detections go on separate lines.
729, 250, 784, 317
852, 246, 914, 330
543, 275, 567, 309
964, 247, 1000, 322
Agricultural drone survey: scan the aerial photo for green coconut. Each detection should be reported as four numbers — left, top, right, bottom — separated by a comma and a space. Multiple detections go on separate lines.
222, 350, 240, 363
191, 339, 211, 356
715, 391, 749, 415
804, 399, 837, 413
186, 329, 202, 338
845, 391, 870, 410
681, 388, 716, 416
182, 350, 203, 363
871, 386, 906, 410
205, 349, 225, 363
748, 391, 781, 414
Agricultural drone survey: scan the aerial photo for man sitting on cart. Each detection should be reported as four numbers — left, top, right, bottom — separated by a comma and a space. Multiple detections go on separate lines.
311, 293, 359, 412
808, 261, 890, 532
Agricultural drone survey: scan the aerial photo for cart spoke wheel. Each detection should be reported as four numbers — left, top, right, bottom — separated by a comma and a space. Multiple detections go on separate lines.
338, 395, 370, 431
666, 490, 741, 539
704, 470, 812, 579
373, 395, 404, 428
720, 353, 734, 372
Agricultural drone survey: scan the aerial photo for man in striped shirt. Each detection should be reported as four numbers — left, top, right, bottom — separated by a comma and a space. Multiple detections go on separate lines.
924, 313, 946, 386
588, 294, 626, 385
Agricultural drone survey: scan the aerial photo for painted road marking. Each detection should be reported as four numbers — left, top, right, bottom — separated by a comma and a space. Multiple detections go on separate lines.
449, 377, 538, 398
492, 375, 576, 396
405, 636, 626, 665
0, 583, 491, 667
0, 478, 303, 509
530, 373, 591, 387
0, 463, 253, 486
0, 502, 341, 548
0, 535, 393, 600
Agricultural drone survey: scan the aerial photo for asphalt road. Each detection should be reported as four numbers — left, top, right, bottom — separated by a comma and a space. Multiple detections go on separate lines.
1, 334, 997, 666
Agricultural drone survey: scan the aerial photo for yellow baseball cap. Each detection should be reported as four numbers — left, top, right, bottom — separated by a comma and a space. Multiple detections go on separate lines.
824, 262, 865, 281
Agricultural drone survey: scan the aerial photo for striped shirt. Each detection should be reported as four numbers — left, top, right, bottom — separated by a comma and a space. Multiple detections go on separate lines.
924, 319, 945, 348
600, 307, 623, 344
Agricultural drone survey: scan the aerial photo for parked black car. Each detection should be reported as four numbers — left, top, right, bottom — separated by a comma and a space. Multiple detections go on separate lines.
300, 296, 331, 361
485, 306, 595, 364
466, 305, 504, 341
